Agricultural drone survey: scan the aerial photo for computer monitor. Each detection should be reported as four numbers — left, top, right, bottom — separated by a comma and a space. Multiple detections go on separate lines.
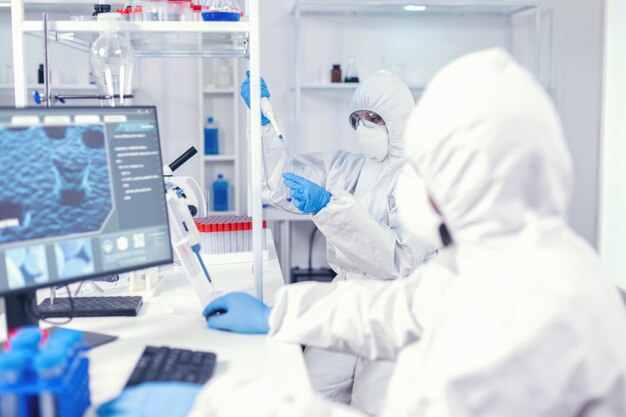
0, 106, 173, 327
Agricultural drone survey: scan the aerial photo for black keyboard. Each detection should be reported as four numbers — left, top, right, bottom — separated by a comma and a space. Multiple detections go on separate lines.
126, 346, 217, 387
37, 296, 143, 318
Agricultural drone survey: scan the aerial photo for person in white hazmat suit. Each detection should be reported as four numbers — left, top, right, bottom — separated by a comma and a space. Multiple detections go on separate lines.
97, 48, 626, 417
236, 69, 434, 414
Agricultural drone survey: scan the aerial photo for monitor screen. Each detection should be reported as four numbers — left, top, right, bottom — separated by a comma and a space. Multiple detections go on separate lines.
0, 106, 173, 295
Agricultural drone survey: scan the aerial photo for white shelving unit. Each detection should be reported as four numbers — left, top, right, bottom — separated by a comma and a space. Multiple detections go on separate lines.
198, 60, 242, 215
0, 83, 96, 91
10, 0, 267, 299
299, 83, 425, 91
291, 1, 542, 140
275, 0, 543, 281
203, 87, 235, 94
203, 154, 237, 161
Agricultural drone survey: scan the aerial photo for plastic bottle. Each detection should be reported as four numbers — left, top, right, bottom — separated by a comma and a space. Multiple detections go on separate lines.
204, 118, 219, 155
213, 174, 229, 212
92, 3, 112, 16
331, 64, 342, 83
191, 3, 202, 20
38, 64, 44, 84
89, 13, 135, 107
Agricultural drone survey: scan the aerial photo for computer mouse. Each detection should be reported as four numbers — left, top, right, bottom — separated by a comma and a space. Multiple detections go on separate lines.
205, 309, 226, 320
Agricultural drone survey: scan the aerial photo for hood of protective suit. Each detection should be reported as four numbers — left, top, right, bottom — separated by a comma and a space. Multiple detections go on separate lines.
350, 70, 415, 160
404, 49, 574, 246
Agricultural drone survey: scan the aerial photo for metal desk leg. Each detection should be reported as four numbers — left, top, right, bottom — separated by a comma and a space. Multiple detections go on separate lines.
280, 220, 292, 283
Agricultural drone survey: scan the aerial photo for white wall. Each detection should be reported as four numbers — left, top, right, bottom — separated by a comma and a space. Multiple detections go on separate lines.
599, 0, 626, 289
538, 0, 605, 248
134, 58, 202, 180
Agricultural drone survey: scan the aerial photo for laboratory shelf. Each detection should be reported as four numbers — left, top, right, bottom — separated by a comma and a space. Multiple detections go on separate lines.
1, 0, 124, 13
0, 83, 97, 91
21, 20, 250, 58
293, 1, 538, 17
203, 87, 235, 95
203, 154, 236, 162
21, 20, 251, 33
299, 83, 425, 92
206, 210, 238, 216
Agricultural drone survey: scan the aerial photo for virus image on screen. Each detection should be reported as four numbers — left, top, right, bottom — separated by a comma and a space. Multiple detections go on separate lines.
0, 124, 113, 244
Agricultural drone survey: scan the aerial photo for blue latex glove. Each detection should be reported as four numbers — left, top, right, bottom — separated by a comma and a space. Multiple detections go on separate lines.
240, 70, 271, 126
203, 292, 271, 334
282, 172, 331, 214
97, 382, 200, 417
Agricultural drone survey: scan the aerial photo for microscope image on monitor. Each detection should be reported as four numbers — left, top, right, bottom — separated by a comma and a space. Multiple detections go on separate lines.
0, 124, 113, 245
0, 107, 173, 328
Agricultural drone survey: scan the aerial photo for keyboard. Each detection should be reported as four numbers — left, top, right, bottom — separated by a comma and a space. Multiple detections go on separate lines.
37, 296, 143, 318
126, 346, 217, 387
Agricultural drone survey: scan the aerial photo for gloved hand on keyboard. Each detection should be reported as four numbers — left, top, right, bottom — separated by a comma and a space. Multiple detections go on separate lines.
203, 292, 271, 334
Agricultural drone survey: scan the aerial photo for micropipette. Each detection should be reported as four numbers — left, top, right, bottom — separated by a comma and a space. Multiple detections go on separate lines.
261, 98, 293, 160
261, 97, 294, 202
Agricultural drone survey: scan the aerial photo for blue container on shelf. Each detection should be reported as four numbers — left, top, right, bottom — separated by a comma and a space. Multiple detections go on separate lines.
201, 10, 241, 21
213, 173, 229, 211
204, 117, 219, 155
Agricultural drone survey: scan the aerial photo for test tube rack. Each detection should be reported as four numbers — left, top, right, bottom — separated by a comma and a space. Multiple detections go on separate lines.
0, 345, 90, 417
195, 216, 269, 265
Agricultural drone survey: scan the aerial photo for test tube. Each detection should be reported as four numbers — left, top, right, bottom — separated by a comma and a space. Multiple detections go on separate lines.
217, 222, 224, 254
224, 221, 231, 254
0, 350, 29, 417
200, 218, 208, 255
10, 326, 42, 352
194, 220, 201, 253
245, 220, 252, 252
228, 219, 234, 254
33, 348, 68, 417
204, 219, 210, 255
236, 219, 243, 252
45, 329, 83, 362
207, 218, 215, 254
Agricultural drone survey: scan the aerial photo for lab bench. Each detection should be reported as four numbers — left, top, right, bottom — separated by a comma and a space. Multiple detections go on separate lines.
0, 231, 311, 415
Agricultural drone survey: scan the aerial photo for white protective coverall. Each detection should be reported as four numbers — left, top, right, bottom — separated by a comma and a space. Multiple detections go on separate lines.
191, 48, 626, 417
262, 70, 433, 413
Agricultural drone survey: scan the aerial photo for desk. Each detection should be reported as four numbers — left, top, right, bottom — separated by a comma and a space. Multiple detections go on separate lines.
1, 232, 311, 415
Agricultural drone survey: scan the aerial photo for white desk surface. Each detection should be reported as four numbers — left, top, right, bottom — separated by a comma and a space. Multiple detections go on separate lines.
2, 232, 311, 415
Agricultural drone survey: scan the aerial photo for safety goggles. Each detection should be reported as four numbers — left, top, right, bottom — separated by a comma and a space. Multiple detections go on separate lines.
349, 110, 386, 130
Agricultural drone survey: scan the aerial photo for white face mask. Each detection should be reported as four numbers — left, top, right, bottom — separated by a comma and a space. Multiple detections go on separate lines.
356, 123, 389, 162
397, 164, 447, 248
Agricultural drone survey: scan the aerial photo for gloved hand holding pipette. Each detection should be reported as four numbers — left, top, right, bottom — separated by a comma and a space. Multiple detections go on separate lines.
240, 71, 293, 160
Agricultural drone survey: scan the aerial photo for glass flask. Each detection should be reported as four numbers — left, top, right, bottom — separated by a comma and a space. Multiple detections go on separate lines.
89, 13, 135, 107
202, 0, 241, 21
344, 56, 359, 83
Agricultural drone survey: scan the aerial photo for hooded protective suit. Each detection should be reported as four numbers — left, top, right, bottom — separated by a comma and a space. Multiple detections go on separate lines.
190, 49, 626, 417
261, 70, 433, 414
263, 70, 431, 281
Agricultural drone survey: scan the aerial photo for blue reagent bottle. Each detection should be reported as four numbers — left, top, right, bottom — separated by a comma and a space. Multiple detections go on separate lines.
213, 174, 229, 212
204, 118, 219, 155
